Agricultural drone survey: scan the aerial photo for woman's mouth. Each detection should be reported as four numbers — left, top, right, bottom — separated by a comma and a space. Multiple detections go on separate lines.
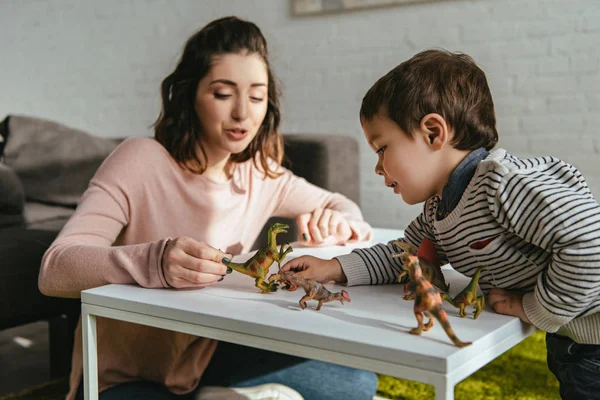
225, 128, 248, 141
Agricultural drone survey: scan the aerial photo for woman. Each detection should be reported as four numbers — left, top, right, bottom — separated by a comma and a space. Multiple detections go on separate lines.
39, 16, 376, 400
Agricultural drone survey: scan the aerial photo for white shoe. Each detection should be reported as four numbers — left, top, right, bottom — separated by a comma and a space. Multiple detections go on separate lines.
196, 383, 304, 400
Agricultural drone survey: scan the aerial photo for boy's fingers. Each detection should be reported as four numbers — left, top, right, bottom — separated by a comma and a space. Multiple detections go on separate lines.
487, 288, 508, 306
281, 256, 311, 271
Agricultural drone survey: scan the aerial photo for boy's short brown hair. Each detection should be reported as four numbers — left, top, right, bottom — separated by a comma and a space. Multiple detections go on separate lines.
360, 49, 498, 151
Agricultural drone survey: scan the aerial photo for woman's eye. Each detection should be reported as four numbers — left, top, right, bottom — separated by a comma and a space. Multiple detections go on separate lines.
250, 96, 264, 102
376, 146, 386, 154
214, 93, 232, 99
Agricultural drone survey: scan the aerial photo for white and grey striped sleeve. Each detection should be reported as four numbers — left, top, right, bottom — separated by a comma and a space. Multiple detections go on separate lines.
489, 159, 600, 332
336, 203, 436, 286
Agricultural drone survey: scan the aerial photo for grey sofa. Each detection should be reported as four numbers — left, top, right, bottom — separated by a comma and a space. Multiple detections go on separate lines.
0, 114, 361, 379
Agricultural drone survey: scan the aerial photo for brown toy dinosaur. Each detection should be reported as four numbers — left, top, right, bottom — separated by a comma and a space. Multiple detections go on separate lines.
441, 266, 487, 319
268, 270, 351, 311
399, 253, 471, 348
226, 222, 293, 293
394, 239, 449, 299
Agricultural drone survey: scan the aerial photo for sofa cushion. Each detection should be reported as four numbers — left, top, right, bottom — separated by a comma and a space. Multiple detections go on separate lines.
0, 163, 25, 227
1, 115, 120, 207
0, 226, 80, 330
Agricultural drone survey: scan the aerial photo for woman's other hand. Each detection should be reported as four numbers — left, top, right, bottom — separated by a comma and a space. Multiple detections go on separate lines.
161, 236, 232, 288
296, 208, 352, 245
281, 255, 347, 284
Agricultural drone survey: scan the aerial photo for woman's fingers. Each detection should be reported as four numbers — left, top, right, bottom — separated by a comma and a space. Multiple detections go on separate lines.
308, 208, 325, 243
296, 209, 353, 245
180, 237, 232, 266
168, 264, 224, 288
296, 213, 311, 242
315, 209, 330, 239
162, 236, 233, 288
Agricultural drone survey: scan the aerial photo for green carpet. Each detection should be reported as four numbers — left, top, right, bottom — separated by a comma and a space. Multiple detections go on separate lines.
376, 330, 560, 400
2, 331, 558, 400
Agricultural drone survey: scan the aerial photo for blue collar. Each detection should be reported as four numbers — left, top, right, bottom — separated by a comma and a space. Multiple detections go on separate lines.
436, 147, 489, 220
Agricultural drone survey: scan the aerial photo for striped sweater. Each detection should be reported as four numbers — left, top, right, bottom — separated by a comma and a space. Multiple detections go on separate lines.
337, 148, 600, 344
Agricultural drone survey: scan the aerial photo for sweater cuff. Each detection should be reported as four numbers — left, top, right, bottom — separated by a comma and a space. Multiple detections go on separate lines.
335, 252, 371, 286
522, 292, 572, 333
157, 237, 173, 288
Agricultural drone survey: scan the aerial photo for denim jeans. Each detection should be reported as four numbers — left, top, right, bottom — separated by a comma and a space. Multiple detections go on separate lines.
76, 341, 378, 400
546, 332, 600, 400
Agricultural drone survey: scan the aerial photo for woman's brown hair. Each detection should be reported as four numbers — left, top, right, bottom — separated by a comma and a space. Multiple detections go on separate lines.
153, 16, 283, 177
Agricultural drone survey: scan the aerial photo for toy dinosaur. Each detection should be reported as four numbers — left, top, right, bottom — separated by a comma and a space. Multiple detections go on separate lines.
441, 266, 486, 319
393, 239, 449, 299
399, 253, 471, 348
268, 270, 351, 311
226, 222, 293, 293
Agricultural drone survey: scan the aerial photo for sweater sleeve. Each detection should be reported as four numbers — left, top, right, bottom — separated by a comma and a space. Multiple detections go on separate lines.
269, 167, 372, 242
488, 159, 600, 332
38, 138, 170, 298
336, 199, 440, 286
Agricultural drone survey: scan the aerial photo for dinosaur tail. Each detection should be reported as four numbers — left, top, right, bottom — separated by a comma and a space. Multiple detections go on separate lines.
225, 261, 249, 275
472, 266, 487, 281
430, 308, 471, 348
440, 291, 456, 306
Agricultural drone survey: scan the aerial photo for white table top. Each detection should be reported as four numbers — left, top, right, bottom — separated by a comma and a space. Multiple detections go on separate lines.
82, 228, 535, 376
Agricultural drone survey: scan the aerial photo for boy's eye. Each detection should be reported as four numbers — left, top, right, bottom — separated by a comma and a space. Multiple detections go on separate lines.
376, 146, 386, 154
214, 93, 232, 99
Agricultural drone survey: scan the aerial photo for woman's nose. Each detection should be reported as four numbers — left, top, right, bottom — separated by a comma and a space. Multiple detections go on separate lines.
232, 99, 248, 121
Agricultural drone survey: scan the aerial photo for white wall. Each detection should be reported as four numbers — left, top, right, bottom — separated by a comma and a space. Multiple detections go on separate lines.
1, 0, 599, 228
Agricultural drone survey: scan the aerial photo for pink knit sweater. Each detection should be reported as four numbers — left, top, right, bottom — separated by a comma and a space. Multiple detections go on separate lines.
38, 137, 372, 399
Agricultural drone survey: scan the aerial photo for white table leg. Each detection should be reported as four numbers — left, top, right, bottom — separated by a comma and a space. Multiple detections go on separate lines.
435, 382, 454, 400
82, 307, 98, 400
434, 377, 453, 400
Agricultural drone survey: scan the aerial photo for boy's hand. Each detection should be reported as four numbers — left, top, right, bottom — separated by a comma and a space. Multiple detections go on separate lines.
281, 256, 347, 284
488, 288, 531, 324
296, 208, 352, 245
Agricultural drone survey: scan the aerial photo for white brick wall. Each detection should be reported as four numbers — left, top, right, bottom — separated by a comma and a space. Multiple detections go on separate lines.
1, 0, 599, 229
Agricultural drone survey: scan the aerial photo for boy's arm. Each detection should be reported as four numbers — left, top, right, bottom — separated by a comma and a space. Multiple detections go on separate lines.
336, 201, 438, 286
489, 161, 600, 333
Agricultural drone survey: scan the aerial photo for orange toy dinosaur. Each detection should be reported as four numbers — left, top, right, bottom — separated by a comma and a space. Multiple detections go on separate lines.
394, 239, 449, 299
399, 253, 471, 348
268, 270, 351, 311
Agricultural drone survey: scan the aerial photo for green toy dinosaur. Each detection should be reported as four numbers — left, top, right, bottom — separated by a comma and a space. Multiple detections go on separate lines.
225, 222, 293, 293
441, 266, 487, 319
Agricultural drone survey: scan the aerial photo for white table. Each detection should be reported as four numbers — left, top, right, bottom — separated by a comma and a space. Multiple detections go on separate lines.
81, 228, 536, 400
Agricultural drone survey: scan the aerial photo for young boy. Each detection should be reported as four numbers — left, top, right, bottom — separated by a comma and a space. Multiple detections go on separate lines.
282, 49, 600, 399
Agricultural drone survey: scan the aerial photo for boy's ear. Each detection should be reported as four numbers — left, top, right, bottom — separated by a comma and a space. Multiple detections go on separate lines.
419, 113, 450, 150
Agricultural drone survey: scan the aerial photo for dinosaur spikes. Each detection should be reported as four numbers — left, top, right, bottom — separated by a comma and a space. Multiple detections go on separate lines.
417, 238, 440, 265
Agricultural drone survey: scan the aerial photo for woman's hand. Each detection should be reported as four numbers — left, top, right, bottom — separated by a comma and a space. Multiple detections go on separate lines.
161, 236, 232, 289
296, 208, 353, 245
281, 255, 347, 284
488, 288, 531, 324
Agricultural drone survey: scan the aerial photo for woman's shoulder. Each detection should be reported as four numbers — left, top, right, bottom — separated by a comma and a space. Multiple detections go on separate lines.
95, 136, 174, 180
105, 137, 171, 166
244, 154, 288, 178
113, 136, 169, 156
